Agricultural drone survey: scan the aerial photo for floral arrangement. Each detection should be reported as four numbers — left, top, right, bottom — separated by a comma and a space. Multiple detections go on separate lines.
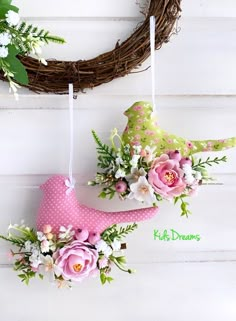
0, 221, 137, 287
0, 0, 65, 97
89, 130, 227, 217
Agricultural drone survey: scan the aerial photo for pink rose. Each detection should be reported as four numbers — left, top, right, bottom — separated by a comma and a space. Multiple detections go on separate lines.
54, 241, 98, 282
148, 154, 186, 198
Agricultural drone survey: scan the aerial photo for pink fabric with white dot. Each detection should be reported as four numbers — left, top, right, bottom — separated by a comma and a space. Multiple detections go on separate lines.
36, 175, 158, 234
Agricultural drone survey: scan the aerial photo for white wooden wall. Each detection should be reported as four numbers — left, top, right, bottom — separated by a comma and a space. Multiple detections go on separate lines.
1, 1, 236, 320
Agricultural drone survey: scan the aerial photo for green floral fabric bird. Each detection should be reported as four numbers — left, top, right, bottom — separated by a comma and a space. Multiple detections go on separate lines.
122, 101, 236, 156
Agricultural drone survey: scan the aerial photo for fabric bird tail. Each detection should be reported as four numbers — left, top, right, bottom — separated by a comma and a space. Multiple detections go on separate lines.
108, 207, 158, 227
191, 137, 236, 154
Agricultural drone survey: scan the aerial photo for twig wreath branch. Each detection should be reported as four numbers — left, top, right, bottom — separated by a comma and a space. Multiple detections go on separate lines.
0, 0, 181, 94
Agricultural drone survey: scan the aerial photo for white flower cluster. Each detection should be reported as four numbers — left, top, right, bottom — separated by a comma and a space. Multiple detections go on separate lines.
115, 144, 156, 204
0, 11, 20, 58
95, 238, 121, 259
24, 240, 42, 269
6, 10, 20, 26
182, 164, 202, 185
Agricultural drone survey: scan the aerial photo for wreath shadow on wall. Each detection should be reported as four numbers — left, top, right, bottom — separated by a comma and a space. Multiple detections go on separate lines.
0, 0, 181, 94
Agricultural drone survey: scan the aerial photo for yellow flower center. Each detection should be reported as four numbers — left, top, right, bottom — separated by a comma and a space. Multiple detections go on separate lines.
73, 264, 83, 272
164, 171, 176, 185
139, 185, 149, 194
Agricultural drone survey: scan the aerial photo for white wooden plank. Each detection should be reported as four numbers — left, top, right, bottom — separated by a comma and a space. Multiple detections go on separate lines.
182, 0, 236, 18
0, 106, 235, 175
15, 0, 145, 18
14, 0, 236, 18
0, 262, 236, 321
2, 94, 236, 110
0, 174, 235, 264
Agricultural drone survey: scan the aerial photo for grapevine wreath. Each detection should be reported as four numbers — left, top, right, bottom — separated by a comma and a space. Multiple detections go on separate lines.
0, 0, 182, 94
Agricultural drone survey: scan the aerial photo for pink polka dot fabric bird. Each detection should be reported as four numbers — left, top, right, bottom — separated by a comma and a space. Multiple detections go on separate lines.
37, 175, 158, 234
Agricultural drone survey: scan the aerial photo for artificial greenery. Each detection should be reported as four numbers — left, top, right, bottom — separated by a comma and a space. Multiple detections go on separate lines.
101, 223, 138, 243
0, 0, 65, 96
90, 130, 229, 217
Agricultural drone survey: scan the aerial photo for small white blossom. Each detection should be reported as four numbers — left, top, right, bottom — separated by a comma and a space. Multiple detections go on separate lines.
182, 164, 195, 185
0, 46, 8, 58
133, 145, 142, 155
24, 241, 32, 252
194, 171, 202, 181
115, 155, 124, 166
59, 225, 75, 240
95, 240, 112, 258
6, 10, 20, 26
130, 155, 140, 168
37, 231, 46, 242
128, 176, 156, 204
115, 168, 126, 179
144, 146, 156, 163
96, 240, 108, 252
126, 167, 147, 185
40, 240, 50, 253
29, 248, 41, 269
111, 239, 121, 251
0, 32, 11, 46
40, 255, 58, 281
182, 164, 192, 175
103, 246, 112, 258
49, 240, 56, 252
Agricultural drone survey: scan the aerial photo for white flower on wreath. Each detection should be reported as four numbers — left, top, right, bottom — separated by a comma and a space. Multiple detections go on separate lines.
128, 176, 156, 205
111, 239, 121, 251
143, 146, 156, 163
6, 10, 20, 26
115, 168, 126, 179
0, 32, 11, 46
126, 167, 147, 185
96, 240, 112, 258
130, 155, 140, 168
0, 46, 8, 58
